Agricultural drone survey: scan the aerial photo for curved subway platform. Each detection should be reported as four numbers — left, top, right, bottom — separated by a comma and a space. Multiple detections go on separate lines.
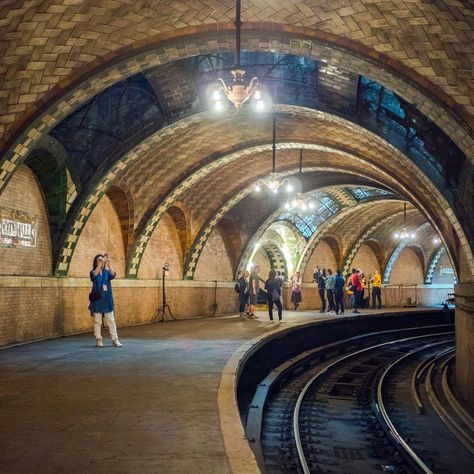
1, 309, 472, 473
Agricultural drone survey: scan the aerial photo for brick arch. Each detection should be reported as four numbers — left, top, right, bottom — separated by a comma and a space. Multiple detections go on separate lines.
105, 184, 134, 259
382, 222, 433, 283
25, 147, 67, 245
215, 218, 242, 277
321, 235, 342, 268
186, 170, 389, 282
167, 204, 191, 265
51, 107, 474, 281
261, 241, 289, 279
341, 209, 411, 276
1, 20, 473, 202
363, 239, 385, 272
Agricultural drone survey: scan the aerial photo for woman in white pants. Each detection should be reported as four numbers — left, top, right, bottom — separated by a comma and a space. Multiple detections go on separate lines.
88, 253, 122, 347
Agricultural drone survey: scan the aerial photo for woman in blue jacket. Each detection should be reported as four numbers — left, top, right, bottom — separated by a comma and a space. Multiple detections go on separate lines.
89, 253, 122, 347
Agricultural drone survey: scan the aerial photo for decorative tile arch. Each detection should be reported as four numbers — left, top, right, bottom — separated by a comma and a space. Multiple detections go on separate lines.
1, 22, 473, 208
382, 222, 432, 283
425, 246, 447, 285
183, 167, 348, 280
341, 210, 407, 276
52, 106, 474, 280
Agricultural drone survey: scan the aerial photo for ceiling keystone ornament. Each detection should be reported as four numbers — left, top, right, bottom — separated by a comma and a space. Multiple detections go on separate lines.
212, 0, 263, 111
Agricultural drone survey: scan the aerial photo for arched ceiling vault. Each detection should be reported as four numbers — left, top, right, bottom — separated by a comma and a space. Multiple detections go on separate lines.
184, 181, 387, 280
1, 15, 472, 181
52, 106, 473, 280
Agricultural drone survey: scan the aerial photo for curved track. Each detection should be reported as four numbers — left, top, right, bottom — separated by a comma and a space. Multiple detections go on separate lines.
246, 323, 474, 473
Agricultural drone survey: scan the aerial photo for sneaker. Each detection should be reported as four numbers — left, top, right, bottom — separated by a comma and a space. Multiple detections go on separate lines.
96, 338, 103, 347
353, 310, 360, 314
112, 339, 123, 347
280, 320, 287, 323
270, 320, 275, 324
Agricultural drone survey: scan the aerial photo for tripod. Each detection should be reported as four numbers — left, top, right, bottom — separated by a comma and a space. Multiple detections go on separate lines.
154, 266, 175, 322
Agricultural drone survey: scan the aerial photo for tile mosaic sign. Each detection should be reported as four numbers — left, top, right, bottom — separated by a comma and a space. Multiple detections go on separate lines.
0, 208, 38, 248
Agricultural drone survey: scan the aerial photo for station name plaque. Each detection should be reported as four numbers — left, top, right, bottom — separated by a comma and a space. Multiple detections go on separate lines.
0, 208, 38, 248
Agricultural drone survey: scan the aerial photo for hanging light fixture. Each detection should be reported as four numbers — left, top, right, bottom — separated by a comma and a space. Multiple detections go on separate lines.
212, 0, 263, 111
254, 115, 292, 194
394, 202, 416, 240
283, 149, 314, 212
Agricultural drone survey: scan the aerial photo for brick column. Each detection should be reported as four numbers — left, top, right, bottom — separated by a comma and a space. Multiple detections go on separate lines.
455, 282, 474, 411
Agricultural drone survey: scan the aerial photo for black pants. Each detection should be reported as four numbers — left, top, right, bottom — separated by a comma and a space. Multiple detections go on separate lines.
267, 297, 283, 321
372, 287, 382, 309
239, 293, 249, 313
335, 289, 345, 314
318, 289, 326, 312
327, 289, 335, 312
353, 290, 362, 310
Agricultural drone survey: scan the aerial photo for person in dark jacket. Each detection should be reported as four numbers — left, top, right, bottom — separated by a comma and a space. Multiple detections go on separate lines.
237, 270, 250, 319
314, 268, 327, 313
89, 253, 122, 347
264, 270, 285, 324
334, 269, 345, 315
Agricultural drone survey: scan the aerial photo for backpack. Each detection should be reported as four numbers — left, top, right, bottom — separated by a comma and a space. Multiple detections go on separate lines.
234, 282, 240, 293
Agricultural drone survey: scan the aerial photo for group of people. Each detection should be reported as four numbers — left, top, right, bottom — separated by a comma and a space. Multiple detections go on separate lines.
236, 265, 286, 323
314, 266, 382, 314
236, 264, 383, 322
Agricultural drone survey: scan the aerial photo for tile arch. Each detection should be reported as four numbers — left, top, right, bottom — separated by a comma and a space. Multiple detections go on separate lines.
52, 107, 474, 280
1, 21, 473, 200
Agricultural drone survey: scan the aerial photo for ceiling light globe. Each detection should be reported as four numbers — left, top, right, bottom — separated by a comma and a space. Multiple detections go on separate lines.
286, 183, 293, 192
214, 101, 223, 111
410, 233, 416, 239
256, 100, 264, 111
212, 90, 221, 101
254, 184, 261, 192
394, 232, 400, 239
254, 89, 261, 100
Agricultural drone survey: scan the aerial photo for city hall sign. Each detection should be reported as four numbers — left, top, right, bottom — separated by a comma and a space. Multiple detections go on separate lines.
0, 208, 38, 248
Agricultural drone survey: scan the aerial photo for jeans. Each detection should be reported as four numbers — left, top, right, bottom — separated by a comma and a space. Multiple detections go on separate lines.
335, 289, 345, 314
372, 287, 382, 308
239, 293, 249, 313
326, 289, 335, 312
93, 311, 118, 341
353, 290, 362, 310
267, 297, 283, 321
318, 289, 326, 312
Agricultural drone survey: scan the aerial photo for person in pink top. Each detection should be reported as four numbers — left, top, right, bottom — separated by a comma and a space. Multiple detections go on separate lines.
351, 268, 362, 314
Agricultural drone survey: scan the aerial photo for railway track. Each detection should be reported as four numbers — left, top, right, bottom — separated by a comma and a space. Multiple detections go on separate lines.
244, 323, 474, 473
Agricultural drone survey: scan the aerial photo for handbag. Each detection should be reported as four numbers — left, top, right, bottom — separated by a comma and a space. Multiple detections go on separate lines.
89, 288, 101, 301
89, 281, 101, 302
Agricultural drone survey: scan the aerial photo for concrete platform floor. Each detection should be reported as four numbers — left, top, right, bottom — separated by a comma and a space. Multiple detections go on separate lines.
0, 308, 435, 473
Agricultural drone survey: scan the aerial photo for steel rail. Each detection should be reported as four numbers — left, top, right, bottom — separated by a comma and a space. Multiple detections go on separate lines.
425, 351, 474, 454
376, 342, 454, 474
293, 331, 453, 474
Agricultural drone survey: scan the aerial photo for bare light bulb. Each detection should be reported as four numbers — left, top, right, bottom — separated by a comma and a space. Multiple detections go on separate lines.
214, 101, 223, 111
286, 183, 293, 192
255, 184, 261, 192
212, 90, 221, 101
256, 100, 264, 111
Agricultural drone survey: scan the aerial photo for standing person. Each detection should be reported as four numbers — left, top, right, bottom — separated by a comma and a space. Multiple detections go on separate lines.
350, 268, 363, 314
291, 272, 302, 311
317, 268, 327, 313
334, 269, 345, 315
325, 269, 336, 314
265, 270, 284, 323
248, 265, 260, 319
371, 270, 382, 309
89, 253, 122, 347
276, 270, 285, 307
237, 270, 250, 318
